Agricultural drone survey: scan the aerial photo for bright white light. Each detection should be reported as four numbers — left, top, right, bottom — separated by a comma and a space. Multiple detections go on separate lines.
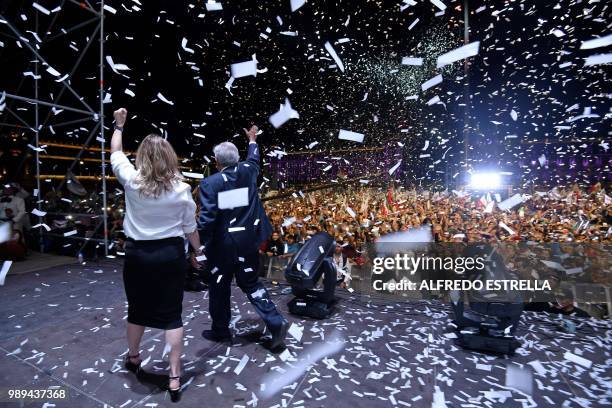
470, 172, 501, 189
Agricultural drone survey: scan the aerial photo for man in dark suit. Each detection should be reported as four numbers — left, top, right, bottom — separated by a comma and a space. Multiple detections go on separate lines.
198, 125, 288, 350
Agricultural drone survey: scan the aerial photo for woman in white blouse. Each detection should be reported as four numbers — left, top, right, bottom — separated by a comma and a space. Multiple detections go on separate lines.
110, 108, 201, 402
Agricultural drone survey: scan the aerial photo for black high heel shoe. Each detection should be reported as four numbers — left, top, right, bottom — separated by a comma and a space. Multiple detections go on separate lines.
168, 375, 181, 403
124, 352, 142, 375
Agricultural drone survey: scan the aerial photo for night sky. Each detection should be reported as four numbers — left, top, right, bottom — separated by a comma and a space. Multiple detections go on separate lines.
0, 0, 610, 188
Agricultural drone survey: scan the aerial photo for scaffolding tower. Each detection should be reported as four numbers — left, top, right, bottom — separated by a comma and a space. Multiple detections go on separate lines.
0, 0, 109, 256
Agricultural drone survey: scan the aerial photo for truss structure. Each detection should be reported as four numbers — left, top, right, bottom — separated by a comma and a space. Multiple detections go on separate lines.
0, 0, 108, 255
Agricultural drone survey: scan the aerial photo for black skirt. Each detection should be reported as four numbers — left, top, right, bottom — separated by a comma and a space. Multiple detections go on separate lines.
123, 236, 186, 330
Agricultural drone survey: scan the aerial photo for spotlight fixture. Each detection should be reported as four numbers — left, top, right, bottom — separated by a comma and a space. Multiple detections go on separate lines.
284, 232, 337, 319
450, 246, 523, 355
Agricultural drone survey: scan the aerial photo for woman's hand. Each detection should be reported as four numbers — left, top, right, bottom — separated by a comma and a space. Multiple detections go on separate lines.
110, 108, 127, 153
114, 108, 127, 127
190, 253, 203, 270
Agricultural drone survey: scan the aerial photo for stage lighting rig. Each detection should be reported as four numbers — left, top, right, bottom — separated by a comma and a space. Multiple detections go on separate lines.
284, 232, 337, 319
450, 245, 523, 355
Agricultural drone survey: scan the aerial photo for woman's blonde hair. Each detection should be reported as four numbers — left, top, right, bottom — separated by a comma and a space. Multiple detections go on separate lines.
134, 134, 183, 198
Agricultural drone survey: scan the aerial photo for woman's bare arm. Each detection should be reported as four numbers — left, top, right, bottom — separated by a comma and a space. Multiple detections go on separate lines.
111, 108, 127, 153
186, 230, 203, 255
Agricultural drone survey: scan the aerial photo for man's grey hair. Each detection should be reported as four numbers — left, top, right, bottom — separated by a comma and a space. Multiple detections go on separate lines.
213, 142, 240, 168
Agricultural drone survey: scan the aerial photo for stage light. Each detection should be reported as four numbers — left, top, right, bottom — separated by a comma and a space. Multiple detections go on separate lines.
469, 172, 501, 190
450, 247, 523, 355
284, 232, 337, 319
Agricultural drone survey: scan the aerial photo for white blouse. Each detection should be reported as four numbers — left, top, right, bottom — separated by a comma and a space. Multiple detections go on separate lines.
110, 151, 197, 241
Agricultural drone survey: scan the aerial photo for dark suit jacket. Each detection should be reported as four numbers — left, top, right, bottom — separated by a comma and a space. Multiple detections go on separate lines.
198, 142, 273, 261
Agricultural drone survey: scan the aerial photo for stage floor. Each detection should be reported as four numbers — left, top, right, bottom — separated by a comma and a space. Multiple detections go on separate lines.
0, 261, 609, 408
7, 251, 76, 275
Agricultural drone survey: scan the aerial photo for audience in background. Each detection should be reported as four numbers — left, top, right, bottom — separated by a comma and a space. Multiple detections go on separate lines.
281, 234, 301, 257
0, 228, 26, 260
10, 178, 610, 318
331, 242, 351, 288
0, 184, 27, 241
260, 231, 285, 257
263, 184, 611, 252
259, 183, 611, 316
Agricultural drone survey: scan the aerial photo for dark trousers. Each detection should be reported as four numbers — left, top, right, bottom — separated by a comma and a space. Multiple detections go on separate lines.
208, 249, 284, 335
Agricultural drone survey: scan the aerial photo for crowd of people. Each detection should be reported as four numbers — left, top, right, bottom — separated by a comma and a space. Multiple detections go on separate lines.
259, 182, 610, 269
3, 172, 610, 319
257, 182, 611, 317
6, 178, 611, 270
263, 183, 612, 246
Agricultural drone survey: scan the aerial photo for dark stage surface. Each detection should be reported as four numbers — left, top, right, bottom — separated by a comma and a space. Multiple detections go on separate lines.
0, 260, 610, 408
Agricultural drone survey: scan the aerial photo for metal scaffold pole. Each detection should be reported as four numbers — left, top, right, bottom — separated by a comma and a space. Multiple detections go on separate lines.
463, 0, 470, 173
35, 14, 43, 253
100, 1, 108, 256
0, 2, 106, 258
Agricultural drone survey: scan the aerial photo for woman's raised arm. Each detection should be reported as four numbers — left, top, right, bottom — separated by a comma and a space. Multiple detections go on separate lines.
111, 108, 127, 153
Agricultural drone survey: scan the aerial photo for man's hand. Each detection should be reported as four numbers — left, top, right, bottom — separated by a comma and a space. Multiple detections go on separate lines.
243, 125, 258, 143
113, 108, 127, 127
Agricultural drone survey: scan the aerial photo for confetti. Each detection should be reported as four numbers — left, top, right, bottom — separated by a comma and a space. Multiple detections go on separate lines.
156, 92, 174, 105
401, 56, 423, 66
234, 354, 249, 375
584, 53, 612, 66
205, 2, 223, 12
218, 187, 249, 210
32, 2, 51, 15
0, 261, 12, 286
324, 41, 345, 73
231, 55, 258, 78
269, 99, 300, 128
338, 129, 364, 143
421, 74, 443, 91
436, 41, 480, 68
580, 33, 612, 49
290, 0, 306, 12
